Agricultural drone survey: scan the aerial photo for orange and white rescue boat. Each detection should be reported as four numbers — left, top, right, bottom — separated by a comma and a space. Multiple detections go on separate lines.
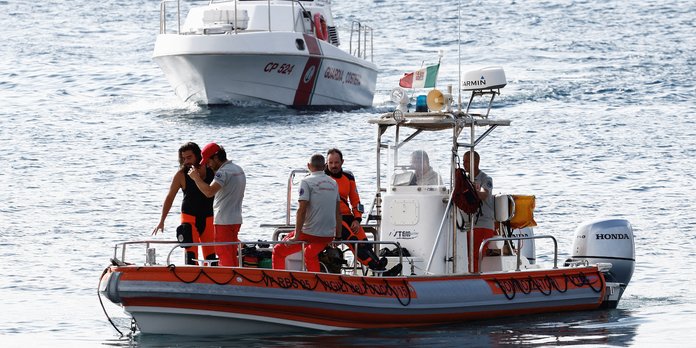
99, 67, 635, 336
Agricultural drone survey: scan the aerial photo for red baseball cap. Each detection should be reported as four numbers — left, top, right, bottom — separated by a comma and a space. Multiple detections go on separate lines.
199, 142, 221, 166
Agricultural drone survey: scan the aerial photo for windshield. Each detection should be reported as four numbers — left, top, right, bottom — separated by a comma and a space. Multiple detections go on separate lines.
388, 145, 449, 187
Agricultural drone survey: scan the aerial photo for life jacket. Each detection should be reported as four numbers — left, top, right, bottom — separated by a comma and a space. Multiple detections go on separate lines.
453, 168, 482, 215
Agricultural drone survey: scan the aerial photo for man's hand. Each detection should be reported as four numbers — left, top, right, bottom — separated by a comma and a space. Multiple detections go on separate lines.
187, 166, 201, 182
288, 231, 300, 242
350, 220, 360, 233
152, 222, 164, 235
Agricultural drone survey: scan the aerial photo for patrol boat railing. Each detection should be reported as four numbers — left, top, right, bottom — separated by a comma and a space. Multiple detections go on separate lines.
111, 239, 403, 275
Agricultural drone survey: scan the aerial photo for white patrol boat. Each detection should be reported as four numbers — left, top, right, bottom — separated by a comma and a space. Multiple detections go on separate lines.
153, 0, 377, 107
99, 66, 634, 336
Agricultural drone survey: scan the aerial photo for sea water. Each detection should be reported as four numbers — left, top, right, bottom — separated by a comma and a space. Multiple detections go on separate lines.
1, 0, 695, 346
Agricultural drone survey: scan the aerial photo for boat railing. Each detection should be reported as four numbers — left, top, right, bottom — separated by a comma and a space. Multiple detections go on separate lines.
111, 239, 403, 275
349, 21, 373, 62
478, 235, 559, 273
284, 168, 308, 225
113, 240, 305, 267
158, 1, 325, 38
269, 226, 393, 274
159, 0, 180, 34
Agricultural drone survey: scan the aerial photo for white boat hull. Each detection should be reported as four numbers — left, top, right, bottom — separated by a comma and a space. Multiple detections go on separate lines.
153, 32, 377, 107
101, 266, 617, 336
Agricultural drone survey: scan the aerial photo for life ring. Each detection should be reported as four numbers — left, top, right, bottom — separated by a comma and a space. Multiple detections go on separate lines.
313, 13, 328, 41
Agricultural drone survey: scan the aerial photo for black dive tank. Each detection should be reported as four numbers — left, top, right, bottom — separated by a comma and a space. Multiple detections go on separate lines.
571, 218, 635, 285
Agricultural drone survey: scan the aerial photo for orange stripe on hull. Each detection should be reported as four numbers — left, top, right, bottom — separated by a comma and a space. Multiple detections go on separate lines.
112, 266, 416, 299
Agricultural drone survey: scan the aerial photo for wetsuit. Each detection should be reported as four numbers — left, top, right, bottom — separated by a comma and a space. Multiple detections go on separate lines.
182, 167, 216, 265
326, 169, 385, 270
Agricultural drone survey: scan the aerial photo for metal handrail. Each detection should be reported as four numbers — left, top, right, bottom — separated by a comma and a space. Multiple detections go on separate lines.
349, 21, 373, 62
159, 0, 180, 34
477, 235, 558, 273
159, 0, 317, 36
112, 239, 403, 275
285, 168, 309, 225
113, 240, 307, 269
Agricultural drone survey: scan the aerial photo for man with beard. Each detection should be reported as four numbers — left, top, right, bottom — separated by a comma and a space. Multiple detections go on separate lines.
325, 148, 402, 276
153, 142, 216, 265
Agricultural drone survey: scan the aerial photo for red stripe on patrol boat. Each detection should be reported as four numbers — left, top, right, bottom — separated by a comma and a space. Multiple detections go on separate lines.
293, 35, 323, 107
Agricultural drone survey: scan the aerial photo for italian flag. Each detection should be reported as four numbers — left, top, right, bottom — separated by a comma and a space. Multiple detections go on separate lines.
399, 64, 440, 89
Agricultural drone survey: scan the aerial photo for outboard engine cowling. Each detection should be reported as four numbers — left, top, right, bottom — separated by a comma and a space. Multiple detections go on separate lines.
571, 218, 635, 285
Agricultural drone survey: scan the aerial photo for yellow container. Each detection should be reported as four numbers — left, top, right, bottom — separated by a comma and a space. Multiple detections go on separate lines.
509, 195, 537, 229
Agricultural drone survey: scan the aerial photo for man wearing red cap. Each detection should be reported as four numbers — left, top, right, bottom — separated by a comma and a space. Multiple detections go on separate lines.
189, 143, 246, 267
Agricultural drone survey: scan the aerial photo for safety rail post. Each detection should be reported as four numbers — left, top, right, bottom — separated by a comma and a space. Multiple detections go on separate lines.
477, 235, 558, 273
286, 169, 309, 225
357, 21, 362, 59
159, 0, 181, 34
267, 0, 271, 32
370, 25, 373, 62
159, 1, 165, 34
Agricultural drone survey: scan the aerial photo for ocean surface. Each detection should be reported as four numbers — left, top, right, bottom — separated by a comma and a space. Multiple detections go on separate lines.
1, 0, 695, 346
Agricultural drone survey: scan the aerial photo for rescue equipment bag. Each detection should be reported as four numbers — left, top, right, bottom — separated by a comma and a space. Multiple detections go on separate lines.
453, 168, 482, 215
176, 223, 193, 244
319, 246, 346, 273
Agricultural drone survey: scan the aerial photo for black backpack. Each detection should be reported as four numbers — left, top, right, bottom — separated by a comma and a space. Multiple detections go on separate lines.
453, 168, 482, 215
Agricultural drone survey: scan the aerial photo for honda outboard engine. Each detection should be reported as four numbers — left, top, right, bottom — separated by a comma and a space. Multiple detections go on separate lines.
570, 218, 635, 286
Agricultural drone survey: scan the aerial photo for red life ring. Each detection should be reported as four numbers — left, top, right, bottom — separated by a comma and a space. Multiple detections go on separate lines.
313, 13, 328, 41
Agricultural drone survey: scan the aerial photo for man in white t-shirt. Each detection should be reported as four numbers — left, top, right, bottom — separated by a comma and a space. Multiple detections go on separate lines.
273, 154, 341, 272
463, 150, 495, 272
189, 142, 246, 267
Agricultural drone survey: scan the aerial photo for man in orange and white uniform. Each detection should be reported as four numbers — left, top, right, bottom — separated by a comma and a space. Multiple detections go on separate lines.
325, 148, 388, 272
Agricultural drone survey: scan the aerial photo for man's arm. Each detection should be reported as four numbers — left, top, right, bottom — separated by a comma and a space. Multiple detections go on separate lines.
153, 171, 183, 235
348, 179, 362, 219
335, 201, 342, 239
348, 180, 362, 232
475, 176, 492, 200
188, 167, 222, 198
291, 200, 308, 241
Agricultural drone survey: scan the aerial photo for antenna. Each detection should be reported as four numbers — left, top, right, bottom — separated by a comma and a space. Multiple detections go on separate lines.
457, 0, 462, 112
